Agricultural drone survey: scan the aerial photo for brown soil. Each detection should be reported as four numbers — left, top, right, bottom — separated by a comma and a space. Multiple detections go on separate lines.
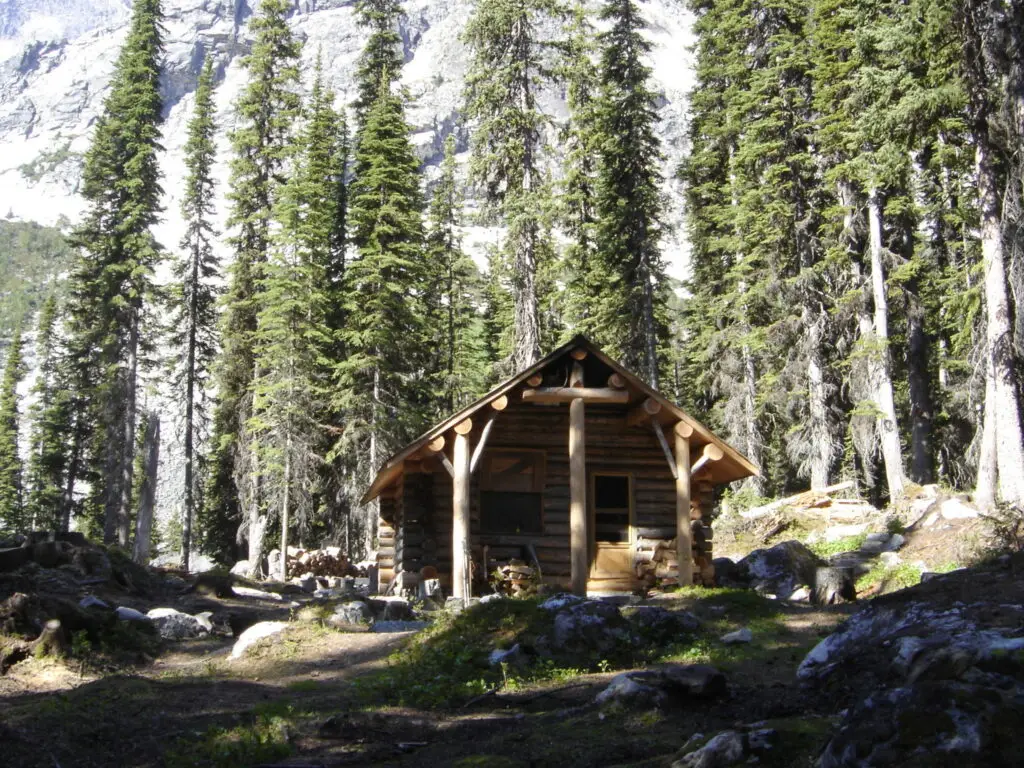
0, 586, 852, 768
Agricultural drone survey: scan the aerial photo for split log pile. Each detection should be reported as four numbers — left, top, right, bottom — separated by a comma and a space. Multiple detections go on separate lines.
490, 560, 539, 597
634, 522, 715, 589
285, 547, 364, 578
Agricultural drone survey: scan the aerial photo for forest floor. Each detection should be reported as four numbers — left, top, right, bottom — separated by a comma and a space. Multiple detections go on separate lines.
0, 583, 851, 768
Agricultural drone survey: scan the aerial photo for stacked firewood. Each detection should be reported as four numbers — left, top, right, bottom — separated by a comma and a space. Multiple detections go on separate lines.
633, 537, 678, 588
286, 547, 361, 577
634, 522, 716, 588
490, 560, 539, 597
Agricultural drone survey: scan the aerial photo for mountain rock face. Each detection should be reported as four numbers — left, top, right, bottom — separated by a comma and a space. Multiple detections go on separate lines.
0, 0, 695, 275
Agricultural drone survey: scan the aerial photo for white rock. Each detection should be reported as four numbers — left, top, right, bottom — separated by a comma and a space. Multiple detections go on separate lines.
147, 608, 206, 640
232, 585, 285, 602
879, 552, 901, 567
824, 523, 869, 542
720, 628, 753, 644
882, 533, 905, 552
940, 499, 979, 520
115, 606, 150, 622
146, 607, 182, 619
230, 621, 289, 659
230, 560, 252, 576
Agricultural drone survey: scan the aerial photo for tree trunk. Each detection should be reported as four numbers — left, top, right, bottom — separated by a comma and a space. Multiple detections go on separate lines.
866, 190, 905, 499
975, 141, 1024, 507
132, 412, 159, 565
741, 343, 765, 495
905, 282, 934, 484
805, 307, 832, 490
181, 252, 199, 572
279, 430, 291, 582
60, 413, 83, 533
118, 310, 140, 547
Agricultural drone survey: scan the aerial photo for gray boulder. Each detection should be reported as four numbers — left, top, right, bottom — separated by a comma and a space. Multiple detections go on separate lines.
673, 730, 745, 768
628, 606, 700, 642
328, 601, 374, 631
736, 540, 824, 599
147, 608, 206, 640
489, 643, 526, 667
369, 596, 413, 621
720, 627, 752, 644
78, 596, 109, 610
114, 606, 150, 623
597, 664, 727, 708
230, 621, 288, 659
550, 599, 630, 655
818, 681, 1024, 767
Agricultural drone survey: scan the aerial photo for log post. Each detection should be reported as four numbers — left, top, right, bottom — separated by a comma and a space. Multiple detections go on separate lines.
569, 396, 587, 596
452, 423, 472, 600
675, 422, 694, 588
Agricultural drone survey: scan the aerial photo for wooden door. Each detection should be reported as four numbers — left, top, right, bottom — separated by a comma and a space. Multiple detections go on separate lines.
589, 473, 633, 580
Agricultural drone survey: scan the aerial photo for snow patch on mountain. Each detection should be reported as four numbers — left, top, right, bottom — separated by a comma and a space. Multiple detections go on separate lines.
0, 0, 695, 277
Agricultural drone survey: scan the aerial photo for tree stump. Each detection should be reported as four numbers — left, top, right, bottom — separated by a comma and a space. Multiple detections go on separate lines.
813, 567, 856, 605
31, 619, 68, 658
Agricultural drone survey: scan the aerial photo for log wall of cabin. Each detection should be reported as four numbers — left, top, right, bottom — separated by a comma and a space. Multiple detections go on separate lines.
394, 399, 716, 591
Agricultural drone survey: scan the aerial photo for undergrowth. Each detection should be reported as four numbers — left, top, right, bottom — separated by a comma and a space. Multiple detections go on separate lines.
164, 702, 296, 768
808, 534, 867, 559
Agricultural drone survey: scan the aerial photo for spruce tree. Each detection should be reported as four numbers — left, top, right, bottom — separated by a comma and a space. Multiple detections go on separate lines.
0, 324, 26, 531
592, 0, 668, 386
335, 81, 426, 528
252, 56, 342, 577
463, 0, 565, 372
425, 135, 485, 413
207, 0, 301, 569
559, 1, 602, 343
352, 0, 405, 125
64, 0, 164, 544
24, 295, 69, 531
173, 57, 220, 571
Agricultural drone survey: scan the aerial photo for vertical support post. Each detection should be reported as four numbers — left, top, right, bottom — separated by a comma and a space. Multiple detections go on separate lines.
569, 396, 587, 595
452, 421, 472, 600
675, 423, 694, 587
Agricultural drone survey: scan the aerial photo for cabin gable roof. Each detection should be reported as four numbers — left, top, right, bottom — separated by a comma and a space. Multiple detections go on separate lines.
361, 335, 759, 503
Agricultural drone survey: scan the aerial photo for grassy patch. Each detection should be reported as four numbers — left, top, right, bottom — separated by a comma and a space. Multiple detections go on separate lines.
164, 703, 295, 768
808, 534, 867, 559
856, 563, 920, 594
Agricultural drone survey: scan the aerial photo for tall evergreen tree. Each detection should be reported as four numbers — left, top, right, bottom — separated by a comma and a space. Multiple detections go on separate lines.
24, 295, 69, 531
352, 0, 405, 125
956, 0, 1024, 508
335, 81, 426, 545
0, 323, 26, 531
592, 0, 668, 386
207, 0, 301, 570
173, 57, 220, 571
559, 1, 602, 342
463, 0, 565, 372
425, 135, 485, 413
252, 56, 343, 577
64, 0, 164, 544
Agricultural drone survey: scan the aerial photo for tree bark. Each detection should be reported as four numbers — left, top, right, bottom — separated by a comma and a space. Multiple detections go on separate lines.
279, 430, 291, 582
866, 190, 905, 499
132, 412, 159, 565
905, 283, 935, 484
975, 141, 1024, 506
804, 306, 833, 490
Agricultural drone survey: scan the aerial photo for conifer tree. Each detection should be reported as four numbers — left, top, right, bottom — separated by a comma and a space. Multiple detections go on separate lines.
252, 56, 342, 577
463, 0, 565, 372
207, 0, 301, 569
0, 324, 26, 531
352, 0, 405, 125
592, 0, 668, 386
65, 0, 164, 544
25, 295, 69, 531
559, 1, 602, 342
425, 135, 485, 413
173, 57, 220, 571
335, 81, 426, 526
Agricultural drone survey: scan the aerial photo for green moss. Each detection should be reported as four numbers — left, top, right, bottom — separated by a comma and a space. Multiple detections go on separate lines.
856, 563, 920, 594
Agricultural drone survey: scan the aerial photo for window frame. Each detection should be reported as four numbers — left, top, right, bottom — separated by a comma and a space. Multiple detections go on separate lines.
478, 449, 547, 536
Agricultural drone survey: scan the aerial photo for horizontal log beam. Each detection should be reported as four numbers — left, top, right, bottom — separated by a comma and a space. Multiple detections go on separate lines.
491, 394, 509, 411
690, 443, 724, 477
607, 373, 626, 389
521, 387, 629, 404
626, 397, 662, 427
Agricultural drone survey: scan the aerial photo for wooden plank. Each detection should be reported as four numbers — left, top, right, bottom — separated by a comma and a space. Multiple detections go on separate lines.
570, 397, 587, 596
651, 420, 678, 479
675, 430, 693, 587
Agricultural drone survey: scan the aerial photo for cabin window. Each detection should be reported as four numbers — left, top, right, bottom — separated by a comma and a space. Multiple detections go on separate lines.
479, 451, 545, 535
593, 474, 631, 543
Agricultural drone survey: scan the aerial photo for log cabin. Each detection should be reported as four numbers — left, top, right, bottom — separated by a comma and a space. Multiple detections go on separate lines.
363, 336, 758, 598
